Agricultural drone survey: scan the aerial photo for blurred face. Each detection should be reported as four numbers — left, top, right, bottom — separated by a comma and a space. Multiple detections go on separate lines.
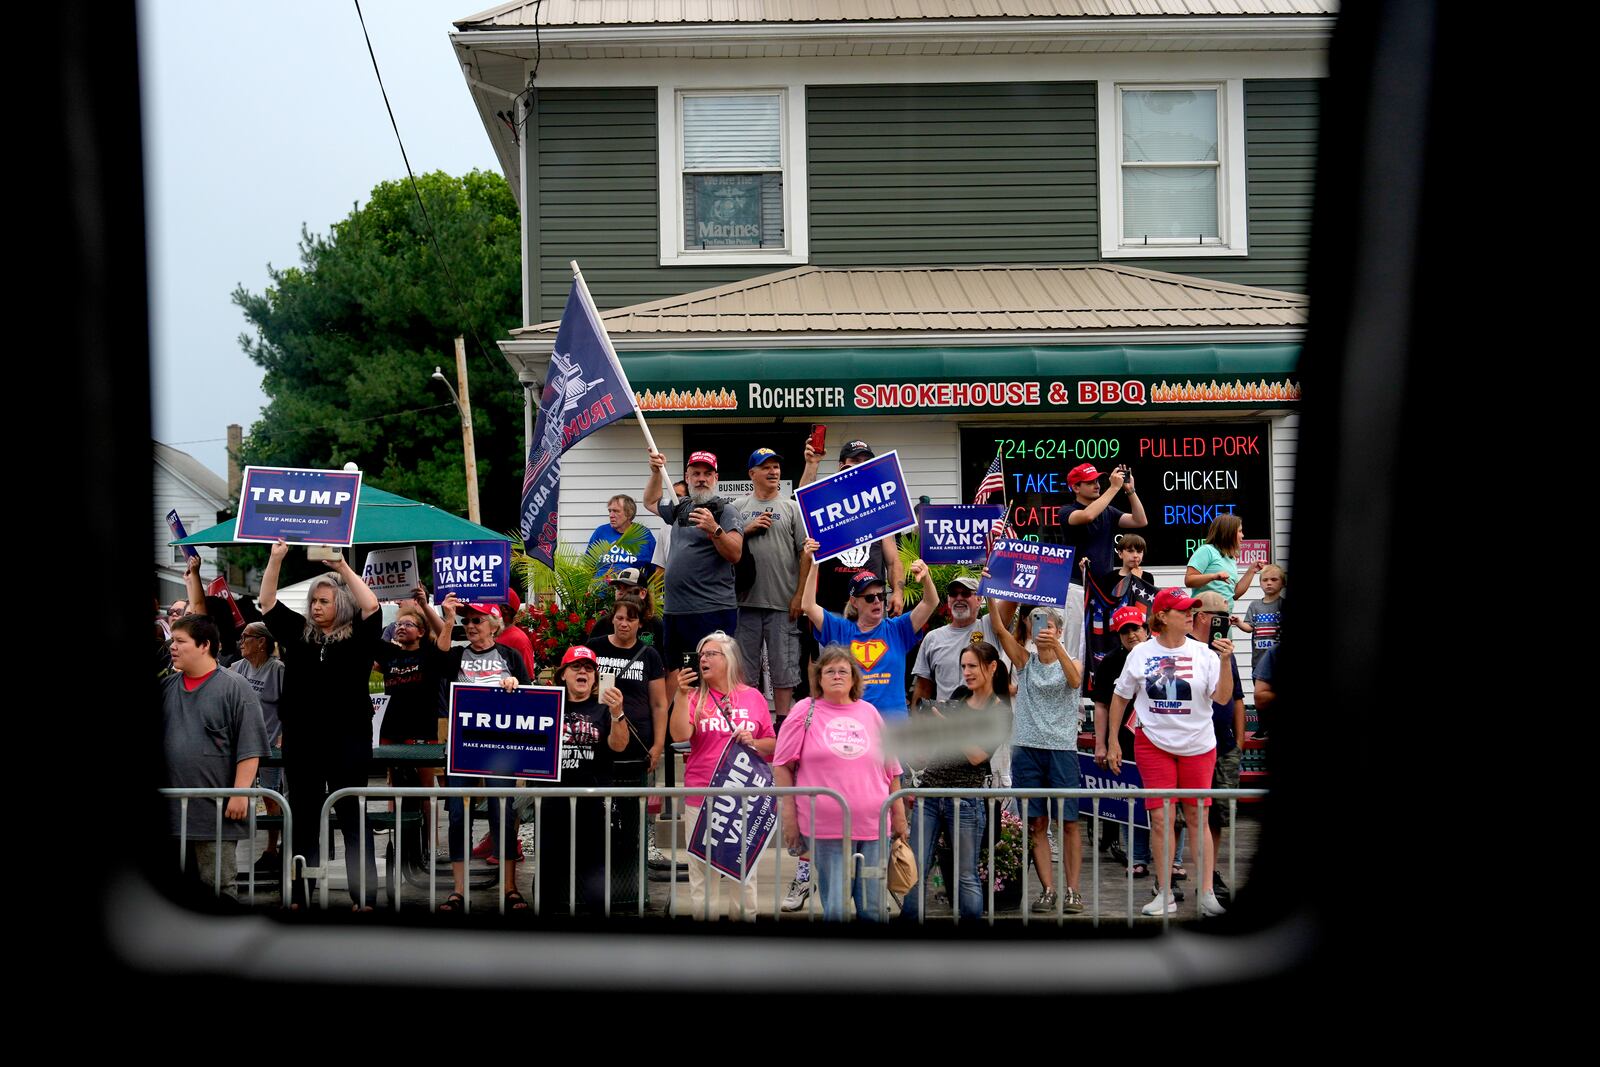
697, 640, 729, 684
564, 662, 596, 701
462, 611, 497, 648
840, 452, 870, 470
309, 585, 337, 629
392, 616, 422, 649
960, 650, 996, 692
240, 627, 270, 658
852, 584, 886, 627
612, 608, 639, 643
946, 585, 977, 622
1118, 624, 1148, 650
168, 629, 211, 675
751, 458, 781, 491
168, 600, 187, 619
1260, 571, 1283, 597
607, 500, 629, 532
685, 463, 717, 495
819, 659, 854, 701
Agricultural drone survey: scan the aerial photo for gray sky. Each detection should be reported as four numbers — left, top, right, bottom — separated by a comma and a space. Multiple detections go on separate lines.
142, 0, 501, 479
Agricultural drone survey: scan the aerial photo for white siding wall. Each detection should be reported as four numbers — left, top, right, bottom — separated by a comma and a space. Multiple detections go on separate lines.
153, 467, 222, 578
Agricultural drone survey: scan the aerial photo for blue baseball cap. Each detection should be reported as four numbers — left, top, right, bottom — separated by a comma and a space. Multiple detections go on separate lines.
747, 447, 783, 469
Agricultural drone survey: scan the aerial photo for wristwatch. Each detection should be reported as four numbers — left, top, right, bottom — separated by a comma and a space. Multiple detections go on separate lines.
712, 526, 723, 538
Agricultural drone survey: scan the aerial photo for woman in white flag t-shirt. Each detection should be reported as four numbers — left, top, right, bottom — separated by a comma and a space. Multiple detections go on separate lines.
1107, 587, 1235, 918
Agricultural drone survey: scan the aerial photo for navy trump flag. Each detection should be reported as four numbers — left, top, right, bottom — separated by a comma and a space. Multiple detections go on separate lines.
521, 280, 636, 566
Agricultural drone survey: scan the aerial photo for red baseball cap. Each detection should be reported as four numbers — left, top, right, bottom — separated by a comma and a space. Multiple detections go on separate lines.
687, 450, 718, 471
1151, 588, 1201, 615
1067, 463, 1101, 486
459, 603, 502, 620
1110, 604, 1148, 631
557, 645, 598, 676
505, 589, 522, 613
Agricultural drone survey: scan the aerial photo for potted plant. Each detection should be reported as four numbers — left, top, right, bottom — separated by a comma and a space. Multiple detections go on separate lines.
979, 806, 1026, 910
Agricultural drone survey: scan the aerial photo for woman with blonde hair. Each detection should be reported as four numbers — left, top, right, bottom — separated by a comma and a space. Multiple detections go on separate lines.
1184, 513, 1260, 613
669, 630, 776, 920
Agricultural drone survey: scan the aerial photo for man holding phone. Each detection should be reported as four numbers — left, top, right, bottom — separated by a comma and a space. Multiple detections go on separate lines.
731, 447, 809, 721
1064, 463, 1149, 579
644, 449, 745, 693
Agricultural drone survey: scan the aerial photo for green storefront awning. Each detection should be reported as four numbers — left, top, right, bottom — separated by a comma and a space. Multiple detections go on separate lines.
170, 485, 505, 547
615, 343, 1302, 418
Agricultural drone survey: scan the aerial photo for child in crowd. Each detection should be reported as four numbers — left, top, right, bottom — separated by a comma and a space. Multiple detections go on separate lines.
1099, 533, 1158, 609
1238, 564, 1285, 657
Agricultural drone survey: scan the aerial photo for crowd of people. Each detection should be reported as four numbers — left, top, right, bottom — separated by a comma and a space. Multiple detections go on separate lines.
157, 438, 1282, 920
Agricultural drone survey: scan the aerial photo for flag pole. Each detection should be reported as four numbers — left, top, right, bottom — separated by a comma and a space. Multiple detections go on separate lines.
570, 260, 659, 457
984, 442, 1009, 566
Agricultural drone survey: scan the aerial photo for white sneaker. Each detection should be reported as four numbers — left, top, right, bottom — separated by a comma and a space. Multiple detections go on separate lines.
1142, 888, 1177, 916
780, 878, 813, 912
1198, 890, 1227, 917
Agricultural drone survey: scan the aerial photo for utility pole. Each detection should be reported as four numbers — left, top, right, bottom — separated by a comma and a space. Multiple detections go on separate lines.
433, 337, 481, 524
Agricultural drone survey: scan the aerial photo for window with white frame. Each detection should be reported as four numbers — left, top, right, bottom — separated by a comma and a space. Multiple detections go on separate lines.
1100, 82, 1248, 257
668, 90, 799, 262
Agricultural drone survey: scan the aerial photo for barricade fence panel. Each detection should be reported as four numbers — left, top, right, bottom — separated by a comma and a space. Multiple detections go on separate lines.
159, 787, 292, 908
157, 784, 1266, 924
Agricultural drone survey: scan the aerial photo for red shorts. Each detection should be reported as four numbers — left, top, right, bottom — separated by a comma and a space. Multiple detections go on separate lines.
1134, 731, 1217, 811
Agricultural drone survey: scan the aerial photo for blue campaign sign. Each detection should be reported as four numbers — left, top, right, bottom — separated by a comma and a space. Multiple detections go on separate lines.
432, 540, 512, 603
1076, 752, 1150, 829
918, 504, 1006, 564
166, 510, 199, 560
978, 539, 1075, 608
236, 466, 362, 545
688, 740, 779, 882
447, 684, 566, 780
795, 449, 917, 564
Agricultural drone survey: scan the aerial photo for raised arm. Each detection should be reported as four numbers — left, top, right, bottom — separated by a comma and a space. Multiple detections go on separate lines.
410, 584, 445, 635
884, 537, 906, 616
328, 552, 380, 619
986, 595, 1028, 667
799, 538, 825, 632
258, 538, 289, 612
1066, 468, 1126, 526
1117, 467, 1147, 528
906, 558, 940, 632
435, 595, 460, 651
183, 554, 207, 615
643, 449, 667, 517
1208, 638, 1236, 706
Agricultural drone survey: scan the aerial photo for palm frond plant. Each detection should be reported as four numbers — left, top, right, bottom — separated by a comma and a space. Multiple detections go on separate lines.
897, 531, 982, 632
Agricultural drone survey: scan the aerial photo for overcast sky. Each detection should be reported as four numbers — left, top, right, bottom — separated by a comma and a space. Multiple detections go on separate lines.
141, 0, 502, 478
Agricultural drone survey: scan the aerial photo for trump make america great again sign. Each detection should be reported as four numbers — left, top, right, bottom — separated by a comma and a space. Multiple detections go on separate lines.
236, 466, 362, 546
795, 450, 916, 564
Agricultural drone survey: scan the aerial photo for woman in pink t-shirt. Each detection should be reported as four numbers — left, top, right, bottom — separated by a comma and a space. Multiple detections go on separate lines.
669, 630, 776, 921
772, 645, 910, 922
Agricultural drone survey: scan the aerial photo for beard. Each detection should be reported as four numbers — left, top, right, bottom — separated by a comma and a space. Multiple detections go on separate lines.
949, 601, 975, 623
688, 487, 717, 507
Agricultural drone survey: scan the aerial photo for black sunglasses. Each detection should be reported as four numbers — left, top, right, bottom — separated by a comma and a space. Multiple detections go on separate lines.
856, 592, 886, 603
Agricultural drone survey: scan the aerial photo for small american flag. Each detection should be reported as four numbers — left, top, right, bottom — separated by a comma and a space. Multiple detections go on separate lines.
973, 454, 1004, 504
982, 514, 1015, 557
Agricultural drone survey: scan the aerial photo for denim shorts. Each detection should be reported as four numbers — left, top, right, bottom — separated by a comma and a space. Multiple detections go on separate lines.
1010, 745, 1080, 822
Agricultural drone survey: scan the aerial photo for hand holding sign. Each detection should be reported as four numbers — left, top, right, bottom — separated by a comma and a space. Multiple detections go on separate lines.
269, 537, 290, 562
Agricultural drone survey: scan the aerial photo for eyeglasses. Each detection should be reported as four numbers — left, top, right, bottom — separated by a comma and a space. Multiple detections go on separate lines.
946, 588, 976, 598
463, 616, 489, 624
856, 592, 886, 603
393, 620, 420, 630
699, 649, 725, 658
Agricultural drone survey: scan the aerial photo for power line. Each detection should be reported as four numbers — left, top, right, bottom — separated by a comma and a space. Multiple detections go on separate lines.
351, 0, 509, 382
162, 402, 457, 446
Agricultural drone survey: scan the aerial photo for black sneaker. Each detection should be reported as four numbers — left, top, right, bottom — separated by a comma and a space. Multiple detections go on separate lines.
252, 851, 281, 880
1212, 872, 1231, 906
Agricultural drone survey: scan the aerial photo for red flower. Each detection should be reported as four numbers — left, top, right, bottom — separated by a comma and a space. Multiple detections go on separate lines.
584, 617, 597, 634
568, 613, 581, 625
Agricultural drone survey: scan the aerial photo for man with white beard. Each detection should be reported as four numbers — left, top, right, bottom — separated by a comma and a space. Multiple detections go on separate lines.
911, 577, 1019, 704
645, 449, 746, 692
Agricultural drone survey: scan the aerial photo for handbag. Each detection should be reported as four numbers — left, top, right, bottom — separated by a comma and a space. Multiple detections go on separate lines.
887, 835, 919, 896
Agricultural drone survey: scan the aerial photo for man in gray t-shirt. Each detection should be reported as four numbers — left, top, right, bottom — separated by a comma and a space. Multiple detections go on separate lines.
732, 446, 809, 717
644, 448, 746, 686
912, 577, 1018, 703
161, 615, 270, 890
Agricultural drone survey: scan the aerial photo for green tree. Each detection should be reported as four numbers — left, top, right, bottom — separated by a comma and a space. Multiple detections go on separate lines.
233, 170, 524, 529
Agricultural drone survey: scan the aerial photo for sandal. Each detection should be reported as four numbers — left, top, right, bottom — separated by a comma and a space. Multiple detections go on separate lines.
505, 890, 529, 911
1108, 841, 1129, 867
1130, 862, 1149, 878
439, 892, 465, 913
1171, 864, 1187, 881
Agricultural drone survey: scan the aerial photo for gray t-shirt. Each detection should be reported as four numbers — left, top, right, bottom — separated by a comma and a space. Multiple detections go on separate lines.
161, 668, 271, 838
730, 493, 806, 612
1010, 652, 1080, 751
912, 615, 1007, 702
229, 656, 284, 744
660, 496, 746, 613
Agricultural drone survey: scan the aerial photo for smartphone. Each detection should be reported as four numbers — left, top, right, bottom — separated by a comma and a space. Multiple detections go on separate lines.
1030, 613, 1052, 637
808, 424, 826, 454
1208, 611, 1230, 647
597, 672, 617, 701
680, 652, 697, 671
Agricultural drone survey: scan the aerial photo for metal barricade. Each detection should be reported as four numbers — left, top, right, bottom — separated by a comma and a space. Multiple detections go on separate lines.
877, 787, 1267, 926
314, 785, 848, 918
160, 787, 292, 907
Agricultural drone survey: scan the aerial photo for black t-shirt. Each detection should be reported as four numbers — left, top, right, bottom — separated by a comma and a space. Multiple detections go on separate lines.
438, 642, 532, 710
551, 695, 613, 787
1092, 645, 1138, 755
814, 539, 886, 612
1064, 501, 1127, 580
374, 642, 447, 741
589, 613, 665, 653
266, 601, 383, 747
585, 637, 664, 761
1211, 658, 1243, 754
919, 694, 1012, 789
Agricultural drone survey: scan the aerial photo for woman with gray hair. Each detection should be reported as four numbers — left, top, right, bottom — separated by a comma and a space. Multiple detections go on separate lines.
260, 537, 384, 910
988, 596, 1085, 915
669, 630, 776, 920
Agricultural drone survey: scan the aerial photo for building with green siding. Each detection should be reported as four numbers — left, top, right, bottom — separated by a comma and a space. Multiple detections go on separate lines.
451, 2, 1331, 603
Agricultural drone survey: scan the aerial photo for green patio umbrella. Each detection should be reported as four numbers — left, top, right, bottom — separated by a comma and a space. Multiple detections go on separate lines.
169, 485, 506, 546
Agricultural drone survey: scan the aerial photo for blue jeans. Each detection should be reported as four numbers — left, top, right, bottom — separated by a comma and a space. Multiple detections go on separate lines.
812, 838, 885, 922
445, 776, 517, 863
1124, 822, 1153, 865
901, 797, 986, 921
